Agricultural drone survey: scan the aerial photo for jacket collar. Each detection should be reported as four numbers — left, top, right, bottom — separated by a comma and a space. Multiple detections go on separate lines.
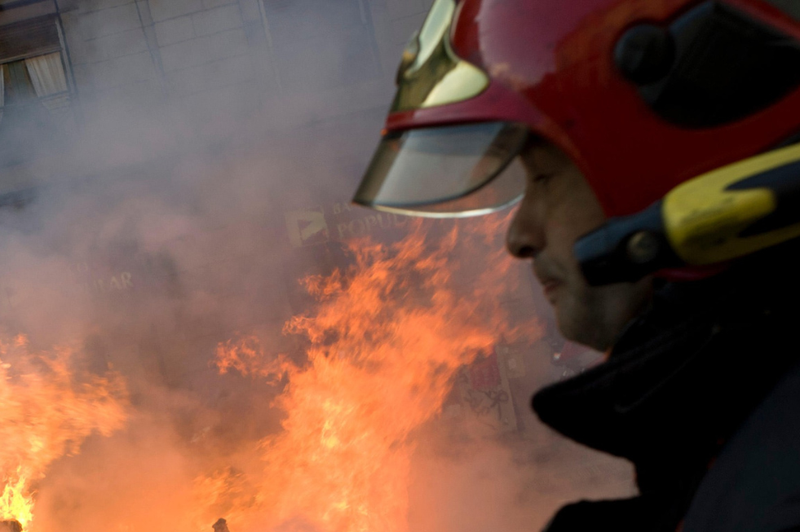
532, 266, 800, 486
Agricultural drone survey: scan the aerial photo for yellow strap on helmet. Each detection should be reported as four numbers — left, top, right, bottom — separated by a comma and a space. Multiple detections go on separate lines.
576, 143, 800, 285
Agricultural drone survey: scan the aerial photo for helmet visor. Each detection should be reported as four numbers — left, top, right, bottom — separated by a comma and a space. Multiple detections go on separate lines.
353, 122, 529, 218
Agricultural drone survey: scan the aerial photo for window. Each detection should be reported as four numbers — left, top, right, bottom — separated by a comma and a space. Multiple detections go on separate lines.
1, 52, 69, 113
0, 15, 71, 118
0, 15, 74, 189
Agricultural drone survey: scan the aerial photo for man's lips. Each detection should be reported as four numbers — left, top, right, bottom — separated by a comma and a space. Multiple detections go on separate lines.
540, 279, 562, 300
533, 259, 564, 302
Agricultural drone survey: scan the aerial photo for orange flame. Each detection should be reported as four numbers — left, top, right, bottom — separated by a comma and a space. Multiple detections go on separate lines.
0, 335, 128, 528
193, 468, 260, 529
1, 473, 33, 527
213, 216, 537, 532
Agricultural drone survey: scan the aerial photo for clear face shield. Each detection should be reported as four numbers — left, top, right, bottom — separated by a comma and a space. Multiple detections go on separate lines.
353, 122, 529, 217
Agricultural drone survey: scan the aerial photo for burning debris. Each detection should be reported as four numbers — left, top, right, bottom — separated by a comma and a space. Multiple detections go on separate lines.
212, 518, 230, 532
0, 520, 21, 532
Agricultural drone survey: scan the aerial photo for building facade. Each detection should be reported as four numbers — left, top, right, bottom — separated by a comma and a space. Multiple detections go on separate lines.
0, 0, 433, 194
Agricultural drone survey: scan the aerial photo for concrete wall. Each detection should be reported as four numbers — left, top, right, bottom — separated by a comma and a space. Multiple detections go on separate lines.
57, 0, 263, 120
52, 0, 432, 125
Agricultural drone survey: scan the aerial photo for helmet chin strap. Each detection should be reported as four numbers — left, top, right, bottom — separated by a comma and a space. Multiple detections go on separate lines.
576, 143, 800, 286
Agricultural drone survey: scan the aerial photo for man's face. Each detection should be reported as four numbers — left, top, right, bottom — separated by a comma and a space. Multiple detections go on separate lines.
506, 141, 653, 351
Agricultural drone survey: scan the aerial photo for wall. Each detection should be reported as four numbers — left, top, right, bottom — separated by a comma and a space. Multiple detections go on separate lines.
52, 0, 434, 128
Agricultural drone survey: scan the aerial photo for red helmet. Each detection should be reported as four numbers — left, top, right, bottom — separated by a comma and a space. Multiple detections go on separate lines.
353, 0, 800, 220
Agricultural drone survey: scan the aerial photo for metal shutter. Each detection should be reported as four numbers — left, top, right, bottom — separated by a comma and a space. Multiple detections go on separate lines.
0, 15, 60, 64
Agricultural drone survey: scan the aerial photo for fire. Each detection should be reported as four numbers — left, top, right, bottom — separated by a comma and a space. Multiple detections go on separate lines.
193, 468, 261, 529
1, 474, 33, 527
0, 335, 128, 528
0, 213, 534, 532
214, 216, 536, 532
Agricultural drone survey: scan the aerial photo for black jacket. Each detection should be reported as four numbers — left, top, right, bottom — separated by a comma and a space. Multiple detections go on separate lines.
536, 252, 800, 531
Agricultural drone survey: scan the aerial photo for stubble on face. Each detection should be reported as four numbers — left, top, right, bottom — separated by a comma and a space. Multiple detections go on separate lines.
509, 141, 653, 351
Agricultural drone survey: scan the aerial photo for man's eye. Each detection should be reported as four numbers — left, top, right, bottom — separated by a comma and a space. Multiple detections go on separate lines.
533, 173, 556, 183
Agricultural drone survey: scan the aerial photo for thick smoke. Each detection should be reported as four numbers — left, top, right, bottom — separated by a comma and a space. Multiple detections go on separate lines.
0, 2, 635, 532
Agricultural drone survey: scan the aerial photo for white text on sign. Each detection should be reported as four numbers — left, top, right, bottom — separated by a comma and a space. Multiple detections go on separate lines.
336, 212, 408, 239
285, 209, 330, 248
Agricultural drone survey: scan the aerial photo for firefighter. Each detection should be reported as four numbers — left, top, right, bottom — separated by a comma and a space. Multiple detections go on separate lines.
352, 0, 800, 529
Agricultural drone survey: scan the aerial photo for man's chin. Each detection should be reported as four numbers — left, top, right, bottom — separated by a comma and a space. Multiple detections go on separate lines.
554, 299, 602, 351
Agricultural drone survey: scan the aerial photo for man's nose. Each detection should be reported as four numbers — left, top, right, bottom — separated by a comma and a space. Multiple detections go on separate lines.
506, 201, 544, 259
